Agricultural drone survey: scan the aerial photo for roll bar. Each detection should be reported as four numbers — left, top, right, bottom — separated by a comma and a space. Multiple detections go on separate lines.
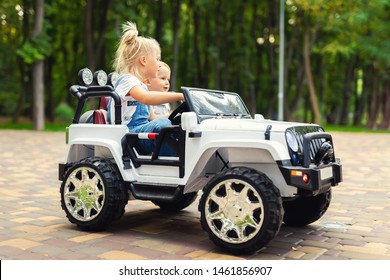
69, 85, 122, 124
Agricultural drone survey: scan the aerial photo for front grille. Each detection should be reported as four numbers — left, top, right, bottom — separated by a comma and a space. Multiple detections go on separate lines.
290, 126, 325, 163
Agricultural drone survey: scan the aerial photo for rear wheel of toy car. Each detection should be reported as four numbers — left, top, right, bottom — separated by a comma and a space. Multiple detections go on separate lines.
60, 157, 128, 231
199, 167, 283, 254
282, 189, 331, 227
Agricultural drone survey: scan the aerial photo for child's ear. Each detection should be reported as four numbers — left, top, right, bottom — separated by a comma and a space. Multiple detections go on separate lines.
144, 78, 151, 87
139, 56, 147, 66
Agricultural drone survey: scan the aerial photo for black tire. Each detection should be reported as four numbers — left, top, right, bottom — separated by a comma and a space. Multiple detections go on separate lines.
199, 167, 283, 254
60, 157, 128, 231
283, 189, 331, 227
153, 192, 198, 212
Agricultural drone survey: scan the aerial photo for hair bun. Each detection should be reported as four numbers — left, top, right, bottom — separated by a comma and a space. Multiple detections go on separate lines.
122, 21, 138, 44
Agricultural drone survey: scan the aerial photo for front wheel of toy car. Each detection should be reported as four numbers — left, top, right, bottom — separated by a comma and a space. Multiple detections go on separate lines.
199, 167, 283, 254
60, 157, 128, 231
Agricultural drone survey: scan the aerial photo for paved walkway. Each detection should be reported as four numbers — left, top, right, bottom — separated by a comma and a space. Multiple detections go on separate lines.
0, 130, 389, 260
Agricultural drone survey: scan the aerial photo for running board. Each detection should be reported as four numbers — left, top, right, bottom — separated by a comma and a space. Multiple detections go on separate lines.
128, 183, 184, 202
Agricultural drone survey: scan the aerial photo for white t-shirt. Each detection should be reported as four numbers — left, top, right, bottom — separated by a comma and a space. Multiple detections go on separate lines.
109, 74, 148, 126
152, 103, 171, 115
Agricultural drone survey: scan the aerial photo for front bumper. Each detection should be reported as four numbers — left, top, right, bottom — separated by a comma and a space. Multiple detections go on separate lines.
278, 159, 342, 195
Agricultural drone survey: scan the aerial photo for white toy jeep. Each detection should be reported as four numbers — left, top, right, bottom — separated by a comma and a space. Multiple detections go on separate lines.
58, 68, 342, 254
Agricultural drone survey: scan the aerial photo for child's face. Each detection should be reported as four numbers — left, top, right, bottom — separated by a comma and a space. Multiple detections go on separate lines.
146, 48, 161, 80
147, 65, 171, 92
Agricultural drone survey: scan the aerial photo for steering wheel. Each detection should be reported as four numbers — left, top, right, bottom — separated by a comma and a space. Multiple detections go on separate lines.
168, 102, 189, 125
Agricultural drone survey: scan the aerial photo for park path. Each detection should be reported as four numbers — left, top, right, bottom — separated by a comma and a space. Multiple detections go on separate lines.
0, 130, 390, 260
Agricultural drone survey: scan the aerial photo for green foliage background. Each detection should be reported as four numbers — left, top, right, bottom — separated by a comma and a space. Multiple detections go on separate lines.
1, 0, 390, 129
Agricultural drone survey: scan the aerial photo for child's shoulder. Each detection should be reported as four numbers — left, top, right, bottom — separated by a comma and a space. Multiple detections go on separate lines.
117, 74, 147, 91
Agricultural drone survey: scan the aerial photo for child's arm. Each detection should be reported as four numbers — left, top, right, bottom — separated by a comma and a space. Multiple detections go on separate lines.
129, 85, 183, 105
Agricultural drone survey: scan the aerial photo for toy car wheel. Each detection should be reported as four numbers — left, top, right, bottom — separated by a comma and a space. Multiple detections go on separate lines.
60, 157, 128, 231
199, 167, 283, 254
282, 189, 331, 227
153, 192, 198, 212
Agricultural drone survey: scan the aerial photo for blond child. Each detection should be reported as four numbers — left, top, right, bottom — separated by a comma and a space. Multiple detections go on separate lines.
108, 22, 183, 155
144, 61, 172, 120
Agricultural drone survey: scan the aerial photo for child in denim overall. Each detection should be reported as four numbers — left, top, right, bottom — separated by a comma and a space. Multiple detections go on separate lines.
109, 22, 184, 155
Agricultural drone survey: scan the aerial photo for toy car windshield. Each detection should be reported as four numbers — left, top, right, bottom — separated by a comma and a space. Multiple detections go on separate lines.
183, 88, 251, 121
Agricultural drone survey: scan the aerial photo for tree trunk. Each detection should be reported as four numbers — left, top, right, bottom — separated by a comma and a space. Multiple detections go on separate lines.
46, 55, 54, 122
339, 57, 356, 125
85, 0, 95, 72
192, 3, 202, 86
380, 70, 390, 129
266, 0, 278, 118
366, 64, 380, 128
303, 26, 321, 124
214, 0, 222, 89
353, 64, 365, 126
155, 0, 163, 43
31, 0, 45, 131
13, 0, 31, 122
170, 0, 181, 91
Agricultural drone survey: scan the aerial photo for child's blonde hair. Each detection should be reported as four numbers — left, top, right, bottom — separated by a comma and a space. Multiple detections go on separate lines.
159, 61, 171, 72
114, 21, 160, 78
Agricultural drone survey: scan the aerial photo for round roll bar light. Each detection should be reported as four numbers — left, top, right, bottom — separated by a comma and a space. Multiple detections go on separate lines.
93, 70, 108, 86
108, 72, 119, 87
78, 68, 93, 86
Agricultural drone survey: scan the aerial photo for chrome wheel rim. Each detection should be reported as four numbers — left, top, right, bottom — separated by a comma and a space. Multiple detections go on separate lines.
205, 179, 264, 244
63, 166, 105, 222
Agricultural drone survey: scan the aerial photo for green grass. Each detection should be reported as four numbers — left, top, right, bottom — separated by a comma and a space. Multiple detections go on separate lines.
323, 125, 390, 133
0, 121, 69, 132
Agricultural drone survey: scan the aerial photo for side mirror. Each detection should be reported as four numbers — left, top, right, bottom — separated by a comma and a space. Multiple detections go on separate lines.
181, 112, 198, 131
254, 114, 265, 120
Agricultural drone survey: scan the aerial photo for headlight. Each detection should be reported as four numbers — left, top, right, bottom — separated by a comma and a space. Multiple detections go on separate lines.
286, 130, 299, 152
93, 70, 108, 86
78, 68, 93, 86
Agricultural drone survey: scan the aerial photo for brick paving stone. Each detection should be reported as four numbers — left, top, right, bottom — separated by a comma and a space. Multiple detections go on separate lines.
0, 238, 42, 250
298, 240, 342, 250
69, 233, 111, 243
338, 239, 367, 246
300, 253, 322, 260
289, 233, 328, 242
249, 253, 284, 260
317, 255, 348, 260
70, 244, 113, 257
323, 249, 342, 257
297, 246, 327, 255
121, 245, 167, 259
56, 251, 96, 260
340, 244, 389, 256
258, 246, 292, 256
0, 246, 26, 258
339, 251, 390, 260
322, 232, 364, 240
98, 250, 146, 260
285, 250, 306, 259
16, 251, 52, 260
28, 244, 68, 258
158, 253, 193, 260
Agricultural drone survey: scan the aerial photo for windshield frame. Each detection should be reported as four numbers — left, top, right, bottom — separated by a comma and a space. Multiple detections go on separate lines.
181, 87, 252, 123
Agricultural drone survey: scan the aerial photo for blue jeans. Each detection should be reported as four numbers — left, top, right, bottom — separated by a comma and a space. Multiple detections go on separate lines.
129, 118, 174, 156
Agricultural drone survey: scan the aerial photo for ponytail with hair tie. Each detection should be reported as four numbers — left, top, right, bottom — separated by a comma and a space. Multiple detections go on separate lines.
122, 21, 138, 45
